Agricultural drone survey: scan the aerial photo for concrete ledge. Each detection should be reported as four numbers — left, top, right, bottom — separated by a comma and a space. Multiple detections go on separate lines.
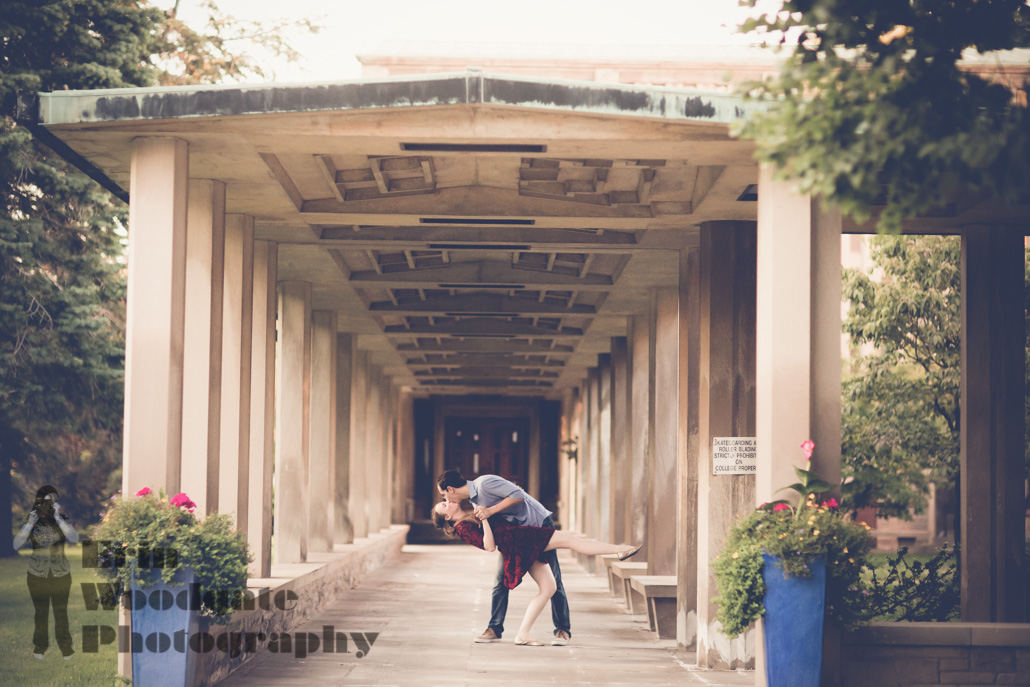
598, 555, 620, 596
200, 525, 409, 686
843, 622, 1030, 648
630, 575, 677, 639
609, 561, 647, 614
841, 622, 1030, 687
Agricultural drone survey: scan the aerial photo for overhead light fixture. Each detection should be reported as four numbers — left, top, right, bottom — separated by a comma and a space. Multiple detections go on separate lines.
401, 143, 546, 153
420, 218, 534, 225
438, 283, 525, 289
427, 243, 530, 250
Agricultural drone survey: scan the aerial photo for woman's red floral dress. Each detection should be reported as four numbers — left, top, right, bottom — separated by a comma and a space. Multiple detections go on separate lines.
454, 519, 554, 589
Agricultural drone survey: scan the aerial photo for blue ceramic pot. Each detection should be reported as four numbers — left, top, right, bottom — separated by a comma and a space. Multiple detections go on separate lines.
129, 567, 200, 687
761, 554, 826, 687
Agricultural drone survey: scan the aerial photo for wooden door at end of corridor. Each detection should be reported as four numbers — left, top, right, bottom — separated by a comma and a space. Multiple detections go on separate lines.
444, 417, 529, 489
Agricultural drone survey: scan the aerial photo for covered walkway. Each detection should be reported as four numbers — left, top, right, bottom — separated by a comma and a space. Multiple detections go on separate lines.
219, 546, 751, 687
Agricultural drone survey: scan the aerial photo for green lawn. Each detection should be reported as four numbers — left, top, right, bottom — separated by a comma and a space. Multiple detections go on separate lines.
0, 549, 120, 686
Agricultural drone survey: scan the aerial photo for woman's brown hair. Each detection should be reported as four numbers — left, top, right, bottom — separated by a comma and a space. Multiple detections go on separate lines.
431, 499, 475, 537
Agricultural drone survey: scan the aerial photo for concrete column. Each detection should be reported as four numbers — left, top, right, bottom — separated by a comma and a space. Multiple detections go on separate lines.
366, 364, 383, 533
755, 165, 843, 686
586, 368, 601, 548
610, 337, 630, 545
696, 222, 757, 669
676, 245, 701, 649
649, 286, 679, 576
597, 354, 612, 543
274, 281, 311, 564
180, 179, 224, 516
561, 388, 579, 531
528, 403, 542, 499
122, 137, 188, 496
349, 347, 369, 538
380, 378, 394, 528
218, 214, 254, 530
308, 311, 337, 553
960, 224, 1026, 622
247, 241, 277, 578
333, 333, 354, 544
629, 315, 651, 559
394, 388, 416, 523
577, 375, 592, 538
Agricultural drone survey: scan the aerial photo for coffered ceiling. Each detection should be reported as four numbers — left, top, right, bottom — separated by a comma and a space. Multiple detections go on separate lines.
22, 73, 764, 397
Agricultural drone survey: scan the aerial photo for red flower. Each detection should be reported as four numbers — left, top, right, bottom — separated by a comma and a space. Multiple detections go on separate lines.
823, 498, 839, 508
170, 492, 197, 513
773, 503, 791, 512
800, 439, 815, 460
135, 487, 152, 497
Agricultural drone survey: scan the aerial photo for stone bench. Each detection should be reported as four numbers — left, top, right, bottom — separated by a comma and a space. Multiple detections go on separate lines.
609, 561, 648, 614
629, 575, 677, 639
598, 555, 621, 596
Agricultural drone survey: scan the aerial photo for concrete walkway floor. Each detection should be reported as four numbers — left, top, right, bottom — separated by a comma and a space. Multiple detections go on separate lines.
219, 544, 754, 687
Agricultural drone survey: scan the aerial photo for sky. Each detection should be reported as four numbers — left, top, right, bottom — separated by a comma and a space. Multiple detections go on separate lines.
160, 0, 769, 83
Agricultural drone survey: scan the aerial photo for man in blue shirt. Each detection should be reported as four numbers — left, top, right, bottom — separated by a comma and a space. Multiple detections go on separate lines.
437, 469, 571, 646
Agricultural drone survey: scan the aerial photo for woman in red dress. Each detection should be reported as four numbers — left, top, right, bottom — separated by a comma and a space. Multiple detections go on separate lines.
433, 499, 640, 646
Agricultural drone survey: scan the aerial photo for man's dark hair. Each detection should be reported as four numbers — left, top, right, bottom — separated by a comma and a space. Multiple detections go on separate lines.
436, 469, 466, 490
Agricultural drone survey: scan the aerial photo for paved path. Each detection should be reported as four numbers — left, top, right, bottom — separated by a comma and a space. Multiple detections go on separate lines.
219, 545, 754, 687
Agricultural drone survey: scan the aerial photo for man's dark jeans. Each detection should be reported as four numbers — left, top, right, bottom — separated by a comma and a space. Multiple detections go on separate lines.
488, 516, 571, 638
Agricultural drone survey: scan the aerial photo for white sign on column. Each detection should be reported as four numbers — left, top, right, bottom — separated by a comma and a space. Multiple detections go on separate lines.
713, 438, 757, 475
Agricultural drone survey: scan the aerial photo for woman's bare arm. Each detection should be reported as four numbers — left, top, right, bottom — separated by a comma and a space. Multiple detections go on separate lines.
480, 517, 497, 552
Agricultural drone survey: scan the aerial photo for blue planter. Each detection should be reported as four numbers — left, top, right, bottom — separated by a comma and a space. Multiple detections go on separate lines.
761, 554, 826, 687
129, 567, 199, 687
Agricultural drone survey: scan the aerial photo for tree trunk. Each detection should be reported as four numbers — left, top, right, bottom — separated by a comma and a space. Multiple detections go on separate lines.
0, 423, 21, 557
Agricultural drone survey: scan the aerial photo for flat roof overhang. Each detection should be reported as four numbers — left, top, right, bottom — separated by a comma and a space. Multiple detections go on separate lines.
15, 71, 1027, 395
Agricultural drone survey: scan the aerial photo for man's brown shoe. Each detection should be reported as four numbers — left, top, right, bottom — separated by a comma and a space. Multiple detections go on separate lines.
475, 628, 500, 643
551, 629, 570, 646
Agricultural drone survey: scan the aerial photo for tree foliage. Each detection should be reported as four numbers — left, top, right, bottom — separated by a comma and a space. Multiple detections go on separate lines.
2, 0, 316, 553
840, 235, 1030, 524
736, 0, 1030, 232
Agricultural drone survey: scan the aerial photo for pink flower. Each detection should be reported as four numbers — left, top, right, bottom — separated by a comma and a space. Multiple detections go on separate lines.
773, 503, 791, 512
823, 498, 839, 508
136, 487, 152, 497
170, 492, 197, 513
800, 439, 815, 460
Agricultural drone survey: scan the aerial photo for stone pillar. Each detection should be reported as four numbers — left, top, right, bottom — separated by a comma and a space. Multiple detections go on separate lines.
591, 367, 603, 543
218, 214, 254, 530
274, 281, 311, 564
696, 222, 757, 668
578, 373, 593, 538
380, 378, 395, 529
755, 165, 842, 686
610, 337, 630, 545
308, 311, 337, 553
349, 347, 369, 538
334, 333, 354, 544
676, 245, 700, 649
561, 388, 579, 531
649, 287, 679, 576
248, 241, 277, 578
528, 403, 542, 499
597, 354, 613, 543
629, 315, 651, 559
180, 179, 224, 516
960, 224, 1026, 622
366, 364, 383, 533
122, 137, 188, 496
394, 388, 416, 524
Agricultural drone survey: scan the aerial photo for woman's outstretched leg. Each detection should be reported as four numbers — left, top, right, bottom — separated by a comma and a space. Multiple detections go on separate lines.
514, 561, 557, 644
545, 529, 634, 556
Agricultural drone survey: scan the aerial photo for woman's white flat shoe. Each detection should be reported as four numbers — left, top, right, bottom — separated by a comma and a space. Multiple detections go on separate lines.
618, 543, 643, 561
513, 637, 544, 646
